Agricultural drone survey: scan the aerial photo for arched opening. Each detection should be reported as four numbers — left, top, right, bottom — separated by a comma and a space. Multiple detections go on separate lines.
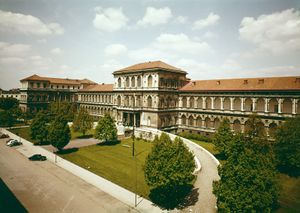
147, 116, 151, 126
137, 76, 142, 87
269, 123, 278, 138
125, 77, 130, 88
181, 115, 186, 125
257, 122, 266, 136
118, 77, 121, 88
233, 98, 241, 111
213, 118, 220, 129
256, 98, 265, 112
117, 96, 121, 106
136, 96, 141, 107
223, 97, 230, 110
182, 97, 187, 108
160, 97, 165, 108
125, 96, 129, 106
205, 117, 211, 128
190, 97, 194, 108
131, 77, 135, 87
147, 96, 152, 108
282, 99, 292, 114
214, 97, 221, 110
244, 120, 251, 133
147, 75, 153, 87
245, 98, 252, 111
188, 115, 194, 126
206, 98, 211, 109
233, 119, 241, 133
197, 98, 203, 109
269, 98, 278, 113
131, 96, 135, 107
196, 116, 201, 127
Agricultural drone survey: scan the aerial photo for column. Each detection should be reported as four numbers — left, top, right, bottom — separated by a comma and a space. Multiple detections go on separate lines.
252, 98, 257, 112
292, 99, 298, 114
241, 97, 245, 111
220, 97, 224, 110
264, 98, 270, 113
187, 97, 190, 108
211, 97, 215, 110
194, 97, 198, 108
278, 98, 283, 113
179, 97, 183, 108
202, 97, 207, 109
230, 97, 234, 111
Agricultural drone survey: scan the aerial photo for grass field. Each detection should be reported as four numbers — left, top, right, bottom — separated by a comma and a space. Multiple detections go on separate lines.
59, 138, 153, 198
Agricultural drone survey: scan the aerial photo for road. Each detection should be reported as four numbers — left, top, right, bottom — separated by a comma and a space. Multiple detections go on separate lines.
0, 138, 137, 213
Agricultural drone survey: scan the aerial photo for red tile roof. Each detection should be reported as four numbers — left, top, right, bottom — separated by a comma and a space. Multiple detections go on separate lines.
80, 84, 114, 92
113, 61, 186, 74
20, 74, 96, 85
180, 76, 300, 92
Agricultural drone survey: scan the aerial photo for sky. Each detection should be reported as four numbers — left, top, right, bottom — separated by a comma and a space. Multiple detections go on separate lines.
0, 0, 300, 89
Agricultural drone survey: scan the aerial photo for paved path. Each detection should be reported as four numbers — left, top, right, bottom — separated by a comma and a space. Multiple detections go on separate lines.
138, 128, 220, 213
42, 138, 100, 152
0, 138, 136, 213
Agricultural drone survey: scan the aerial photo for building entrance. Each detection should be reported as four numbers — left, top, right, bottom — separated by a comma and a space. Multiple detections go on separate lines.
123, 112, 140, 127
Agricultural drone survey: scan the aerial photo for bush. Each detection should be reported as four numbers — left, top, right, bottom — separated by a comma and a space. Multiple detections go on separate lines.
177, 131, 211, 142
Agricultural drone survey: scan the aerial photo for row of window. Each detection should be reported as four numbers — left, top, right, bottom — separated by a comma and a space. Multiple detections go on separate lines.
29, 82, 80, 90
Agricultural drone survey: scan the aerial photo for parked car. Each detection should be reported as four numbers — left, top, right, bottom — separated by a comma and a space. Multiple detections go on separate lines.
6, 138, 13, 143
28, 154, 47, 161
0, 133, 9, 139
7, 140, 22, 147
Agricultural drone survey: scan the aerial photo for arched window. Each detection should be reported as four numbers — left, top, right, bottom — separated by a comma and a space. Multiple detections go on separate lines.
188, 116, 194, 126
181, 115, 186, 125
196, 116, 201, 126
137, 76, 142, 87
223, 97, 230, 110
269, 123, 277, 138
147, 75, 153, 87
233, 120, 241, 133
214, 118, 220, 129
190, 97, 194, 108
256, 98, 265, 112
131, 77, 135, 87
205, 117, 211, 128
182, 97, 187, 108
282, 99, 292, 114
126, 77, 130, 88
147, 96, 152, 108
117, 96, 121, 106
118, 77, 121, 88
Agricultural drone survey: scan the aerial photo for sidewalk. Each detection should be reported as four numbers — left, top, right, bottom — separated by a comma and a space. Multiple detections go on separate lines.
1, 128, 163, 213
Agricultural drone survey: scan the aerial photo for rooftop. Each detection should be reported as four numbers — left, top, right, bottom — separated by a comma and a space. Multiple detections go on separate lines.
180, 76, 300, 92
113, 60, 187, 75
80, 84, 114, 92
20, 74, 96, 85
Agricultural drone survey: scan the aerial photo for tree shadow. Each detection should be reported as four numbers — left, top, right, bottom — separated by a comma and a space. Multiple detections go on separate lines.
97, 140, 120, 146
277, 165, 300, 178
76, 134, 93, 139
149, 184, 195, 210
34, 141, 51, 146
56, 147, 79, 155
214, 153, 227, 161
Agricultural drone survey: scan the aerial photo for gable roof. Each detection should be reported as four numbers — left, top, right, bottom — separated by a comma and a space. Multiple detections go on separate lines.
180, 76, 300, 92
113, 61, 186, 75
20, 74, 96, 85
79, 84, 114, 92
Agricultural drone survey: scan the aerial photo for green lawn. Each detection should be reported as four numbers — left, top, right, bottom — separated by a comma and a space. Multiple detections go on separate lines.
59, 138, 153, 198
190, 139, 218, 155
70, 128, 95, 139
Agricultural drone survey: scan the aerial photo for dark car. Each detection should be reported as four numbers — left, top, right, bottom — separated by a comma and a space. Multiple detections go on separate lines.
0, 133, 9, 139
28, 154, 47, 161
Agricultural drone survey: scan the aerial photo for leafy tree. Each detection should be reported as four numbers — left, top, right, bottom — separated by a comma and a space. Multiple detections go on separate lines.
0, 97, 19, 110
94, 114, 117, 142
30, 111, 49, 144
72, 108, 93, 136
245, 114, 266, 138
144, 133, 195, 209
48, 116, 71, 151
213, 134, 279, 212
212, 118, 233, 158
275, 116, 300, 177
48, 101, 77, 122
0, 110, 14, 127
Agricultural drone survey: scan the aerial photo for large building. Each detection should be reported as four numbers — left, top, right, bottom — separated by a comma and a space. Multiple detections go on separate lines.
20, 61, 300, 137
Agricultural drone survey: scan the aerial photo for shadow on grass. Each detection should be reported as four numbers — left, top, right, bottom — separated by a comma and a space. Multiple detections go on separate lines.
56, 147, 79, 155
149, 184, 197, 210
0, 178, 27, 213
97, 140, 120, 146
76, 134, 93, 139
214, 153, 227, 161
277, 165, 300, 178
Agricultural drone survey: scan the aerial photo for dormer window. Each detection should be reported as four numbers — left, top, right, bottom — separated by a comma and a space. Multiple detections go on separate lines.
244, 80, 248, 84
258, 79, 264, 84
217, 81, 220, 85
296, 78, 300, 83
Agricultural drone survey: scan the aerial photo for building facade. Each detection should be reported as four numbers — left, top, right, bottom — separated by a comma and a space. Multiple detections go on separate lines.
20, 61, 300, 137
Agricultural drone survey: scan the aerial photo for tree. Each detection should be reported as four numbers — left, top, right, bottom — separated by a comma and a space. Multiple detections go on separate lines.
213, 134, 279, 212
144, 133, 195, 209
48, 101, 77, 122
94, 114, 117, 142
245, 114, 265, 138
0, 110, 14, 127
0, 97, 19, 110
30, 111, 49, 144
48, 116, 71, 151
72, 108, 93, 136
275, 116, 300, 177
212, 118, 233, 158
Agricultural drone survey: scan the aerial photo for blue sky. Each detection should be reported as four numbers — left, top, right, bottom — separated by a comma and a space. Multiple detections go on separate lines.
0, 0, 299, 89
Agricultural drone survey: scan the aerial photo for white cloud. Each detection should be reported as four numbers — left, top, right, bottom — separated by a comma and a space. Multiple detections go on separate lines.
104, 44, 127, 57
239, 8, 300, 54
137, 7, 172, 26
202, 31, 218, 39
0, 10, 64, 36
50, 48, 62, 55
193, 12, 220, 30
0, 42, 31, 56
176, 16, 188, 24
93, 7, 128, 32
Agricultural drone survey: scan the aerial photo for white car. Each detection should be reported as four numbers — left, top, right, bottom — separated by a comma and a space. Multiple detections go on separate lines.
6, 139, 22, 147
